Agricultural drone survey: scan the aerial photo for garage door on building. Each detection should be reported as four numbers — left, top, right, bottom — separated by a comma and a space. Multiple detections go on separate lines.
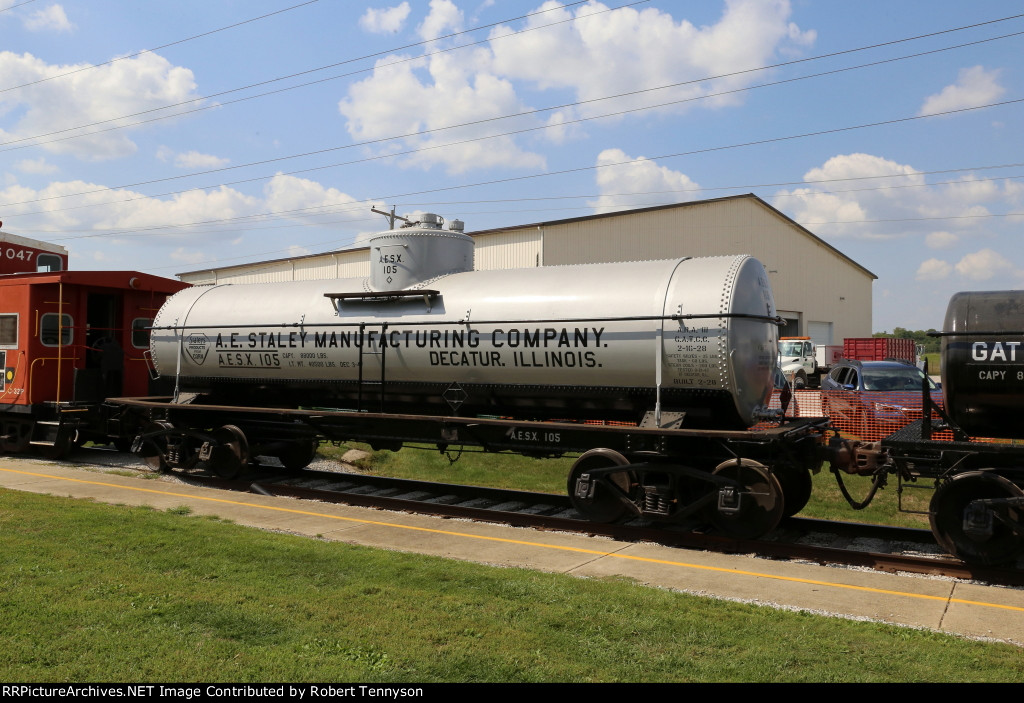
807, 321, 834, 346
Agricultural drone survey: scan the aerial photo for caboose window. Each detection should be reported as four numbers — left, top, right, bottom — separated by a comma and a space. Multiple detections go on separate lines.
131, 318, 153, 348
0, 314, 17, 348
40, 313, 73, 347
36, 254, 63, 272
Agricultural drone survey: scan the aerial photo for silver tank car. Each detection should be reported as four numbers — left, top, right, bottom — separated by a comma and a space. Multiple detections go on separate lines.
151, 217, 779, 429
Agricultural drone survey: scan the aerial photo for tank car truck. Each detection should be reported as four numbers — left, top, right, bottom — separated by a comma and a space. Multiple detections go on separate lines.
828, 290, 1024, 565
116, 214, 830, 540
0, 267, 189, 457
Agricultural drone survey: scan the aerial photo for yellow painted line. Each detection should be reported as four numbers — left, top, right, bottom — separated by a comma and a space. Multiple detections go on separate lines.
3, 465, 1024, 614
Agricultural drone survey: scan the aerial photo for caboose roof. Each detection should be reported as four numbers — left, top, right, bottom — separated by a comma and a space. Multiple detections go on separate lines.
0, 270, 188, 293
0, 230, 67, 255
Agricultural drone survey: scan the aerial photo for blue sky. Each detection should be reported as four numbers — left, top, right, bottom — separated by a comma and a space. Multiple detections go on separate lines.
1, 0, 1021, 332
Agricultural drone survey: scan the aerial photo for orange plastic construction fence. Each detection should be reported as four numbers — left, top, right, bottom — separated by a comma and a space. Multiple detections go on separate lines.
764, 388, 950, 441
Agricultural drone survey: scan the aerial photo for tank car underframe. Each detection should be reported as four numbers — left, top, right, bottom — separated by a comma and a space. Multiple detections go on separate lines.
111, 396, 828, 539
830, 419, 1024, 565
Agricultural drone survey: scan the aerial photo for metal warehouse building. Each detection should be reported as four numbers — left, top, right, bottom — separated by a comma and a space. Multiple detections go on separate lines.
179, 194, 875, 344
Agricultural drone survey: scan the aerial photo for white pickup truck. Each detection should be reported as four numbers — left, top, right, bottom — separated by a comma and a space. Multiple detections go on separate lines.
778, 337, 843, 389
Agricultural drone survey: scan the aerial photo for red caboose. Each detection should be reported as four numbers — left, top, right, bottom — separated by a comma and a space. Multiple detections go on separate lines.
0, 227, 69, 274
0, 270, 189, 457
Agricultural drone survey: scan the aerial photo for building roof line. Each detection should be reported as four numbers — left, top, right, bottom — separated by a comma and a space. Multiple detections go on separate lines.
178, 193, 876, 280
468, 194, 877, 280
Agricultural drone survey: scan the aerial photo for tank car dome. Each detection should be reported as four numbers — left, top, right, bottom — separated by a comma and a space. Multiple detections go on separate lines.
368, 214, 473, 291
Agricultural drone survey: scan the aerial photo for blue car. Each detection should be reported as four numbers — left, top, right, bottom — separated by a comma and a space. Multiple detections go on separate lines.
820, 360, 941, 439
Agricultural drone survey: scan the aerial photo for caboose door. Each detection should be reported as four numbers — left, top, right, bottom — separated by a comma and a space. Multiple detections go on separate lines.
82, 293, 124, 400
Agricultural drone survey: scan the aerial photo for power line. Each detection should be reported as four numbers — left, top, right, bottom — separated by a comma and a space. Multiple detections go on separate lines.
0, 1, 323, 94
2, 8, 1019, 155
34, 166, 1024, 240
11, 94, 1020, 225
131, 208, 1024, 275
0, 0, 610, 150
4, 29, 1022, 215
0, 0, 38, 14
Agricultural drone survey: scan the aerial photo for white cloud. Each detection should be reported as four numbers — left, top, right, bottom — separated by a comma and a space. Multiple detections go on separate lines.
417, 0, 463, 41
543, 110, 584, 145
919, 66, 1004, 117
173, 151, 230, 169
0, 174, 362, 245
359, 3, 411, 34
925, 231, 958, 249
916, 258, 951, 281
338, 0, 815, 173
0, 51, 200, 160
955, 249, 1015, 281
588, 149, 701, 213
773, 153, 1021, 240
15, 158, 58, 174
24, 4, 73, 32
488, 0, 815, 118
262, 173, 361, 220
339, 52, 545, 174
156, 146, 228, 169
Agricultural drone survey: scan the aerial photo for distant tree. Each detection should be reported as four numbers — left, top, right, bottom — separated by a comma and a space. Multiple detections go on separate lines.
872, 327, 938, 353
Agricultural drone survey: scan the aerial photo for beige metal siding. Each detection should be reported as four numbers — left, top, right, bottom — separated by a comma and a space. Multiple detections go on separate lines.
473, 229, 542, 270
180, 249, 370, 285
515, 199, 872, 339
177, 197, 873, 339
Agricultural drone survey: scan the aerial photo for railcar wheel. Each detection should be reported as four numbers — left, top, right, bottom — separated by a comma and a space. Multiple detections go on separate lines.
567, 448, 635, 523
774, 464, 813, 518
277, 440, 319, 471
930, 471, 1023, 566
707, 459, 785, 539
138, 421, 175, 472
207, 425, 250, 479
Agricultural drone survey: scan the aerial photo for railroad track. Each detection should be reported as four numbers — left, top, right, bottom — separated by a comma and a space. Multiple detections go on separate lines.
30, 447, 1024, 587
183, 464, 1024, 587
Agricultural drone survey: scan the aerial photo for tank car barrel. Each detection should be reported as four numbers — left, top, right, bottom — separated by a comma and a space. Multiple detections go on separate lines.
147, 311, 783, 332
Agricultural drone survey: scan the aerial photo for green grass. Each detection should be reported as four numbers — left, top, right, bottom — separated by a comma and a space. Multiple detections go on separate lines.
319, 443, 933, 529
320, 442, 574, 493
1, 489, 1021, 682
800, 465, 933, 529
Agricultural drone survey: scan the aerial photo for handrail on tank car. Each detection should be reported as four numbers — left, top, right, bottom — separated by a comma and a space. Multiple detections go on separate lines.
144, 312, 786, 331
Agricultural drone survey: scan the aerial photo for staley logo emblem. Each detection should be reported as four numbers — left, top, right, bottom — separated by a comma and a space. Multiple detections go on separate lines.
186, 333, 211, 365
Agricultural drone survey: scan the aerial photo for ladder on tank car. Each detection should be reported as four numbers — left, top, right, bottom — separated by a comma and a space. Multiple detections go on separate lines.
356, 321, 388, 413
325, 289, 439, 415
